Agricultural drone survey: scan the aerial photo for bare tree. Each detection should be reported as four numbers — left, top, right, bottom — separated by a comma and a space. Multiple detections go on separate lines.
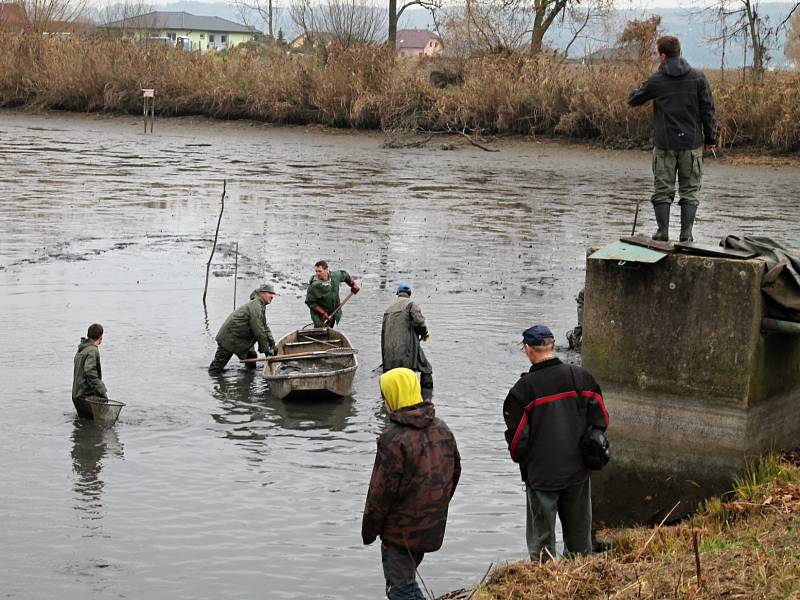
560, 0, 614, 59
98, 0, 154, 31
22, 0, 88, 32
231, 0, 277, 41
290, 0, 383, 49
786, 6, 800, 66
696, 0, 798, 83
433, 0, 613, 57
388, 0, 442, 50
617, 14, 661, 66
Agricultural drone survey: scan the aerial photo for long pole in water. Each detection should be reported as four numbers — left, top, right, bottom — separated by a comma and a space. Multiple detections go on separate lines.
233, 241, 238, 309
202, 180, 226, 305
631, 196, 642, 236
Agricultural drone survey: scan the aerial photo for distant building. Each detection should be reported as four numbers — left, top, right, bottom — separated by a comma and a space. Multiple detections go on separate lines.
104, 11, 257, 52
289, 31, 336, 54
396, 29, 442, 58
0, 2, 30, 31
583, 45, 639, 65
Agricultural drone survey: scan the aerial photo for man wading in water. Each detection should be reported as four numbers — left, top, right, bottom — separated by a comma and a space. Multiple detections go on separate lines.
208, 283, 278, 373
628, 35, 717, 243
305, 260, 360, 328
72, 323, 108, 417
381, 282, 433, 389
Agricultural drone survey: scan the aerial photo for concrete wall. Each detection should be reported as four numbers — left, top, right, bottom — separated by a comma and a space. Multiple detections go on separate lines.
582, 250, 800, 525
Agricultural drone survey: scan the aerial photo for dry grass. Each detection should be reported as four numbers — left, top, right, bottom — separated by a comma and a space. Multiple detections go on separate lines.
1, 34, 799, 153
464, 453, 800, 600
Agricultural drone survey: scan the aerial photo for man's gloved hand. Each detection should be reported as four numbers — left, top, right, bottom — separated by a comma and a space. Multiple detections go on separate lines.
267, 345, 277, 357
313, 305, 332, 325
421, 329, 431, 342
345, 276, 360, 294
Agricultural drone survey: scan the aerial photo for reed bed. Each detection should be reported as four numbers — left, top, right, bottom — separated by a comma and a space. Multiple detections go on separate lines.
1, 34, 798, 153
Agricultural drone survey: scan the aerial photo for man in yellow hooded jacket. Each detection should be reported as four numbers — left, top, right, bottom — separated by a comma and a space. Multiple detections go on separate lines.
362, 368, 461, 600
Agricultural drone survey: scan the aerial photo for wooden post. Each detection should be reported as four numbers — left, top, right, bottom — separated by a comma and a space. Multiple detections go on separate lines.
142, 89, 155, 134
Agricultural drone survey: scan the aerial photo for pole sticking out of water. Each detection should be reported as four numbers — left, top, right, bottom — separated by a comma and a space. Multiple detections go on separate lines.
233, 241, 238, 309
203, 180, 226, 306
142, 89, 155, 134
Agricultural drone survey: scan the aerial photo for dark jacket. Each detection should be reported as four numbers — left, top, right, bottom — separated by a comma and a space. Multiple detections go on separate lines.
72, 338, 107, 401
215, 291, 275, 357
503, 358, 608, 491
381, 295, 432, 374
628, 56, 717, 150
362, 402, 461, 553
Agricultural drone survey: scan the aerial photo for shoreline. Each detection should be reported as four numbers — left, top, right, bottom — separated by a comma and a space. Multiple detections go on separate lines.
3, 107, 799, 169
441, 451, 800, 600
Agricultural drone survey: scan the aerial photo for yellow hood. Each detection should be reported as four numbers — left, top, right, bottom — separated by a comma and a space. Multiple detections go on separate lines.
380, 368, 423, 412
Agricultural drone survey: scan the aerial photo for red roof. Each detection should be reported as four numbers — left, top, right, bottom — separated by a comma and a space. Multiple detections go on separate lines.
396, 29, 440, 50
0, 2, 30, 29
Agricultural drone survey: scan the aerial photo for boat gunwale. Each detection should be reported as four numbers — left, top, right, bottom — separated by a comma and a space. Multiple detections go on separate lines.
264, 363, 358, 381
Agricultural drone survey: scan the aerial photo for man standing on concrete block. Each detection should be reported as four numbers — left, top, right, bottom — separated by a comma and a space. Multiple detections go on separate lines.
628, 35, 717, 243
503, 325, 609, 561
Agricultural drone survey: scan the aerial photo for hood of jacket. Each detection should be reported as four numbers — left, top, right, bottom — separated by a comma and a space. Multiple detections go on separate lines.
77, 337, 94, 352
380, 367, 423, 412
248, 290, 267, 305
659, 56, 692, 78
389, 401, 435, 429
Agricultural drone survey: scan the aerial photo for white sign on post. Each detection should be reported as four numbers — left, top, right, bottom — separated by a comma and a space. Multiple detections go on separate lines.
142, 89, 155, 98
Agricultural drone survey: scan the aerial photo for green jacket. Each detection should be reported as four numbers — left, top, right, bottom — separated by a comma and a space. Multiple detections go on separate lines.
215, 292, 275, 357
72, 338, 107, 401
305, 270, 350, 324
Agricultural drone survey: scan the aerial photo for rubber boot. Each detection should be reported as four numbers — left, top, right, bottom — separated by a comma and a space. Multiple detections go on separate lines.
651, 203, 670, 241
679, 204, 697, 242
420, 372, 433, 389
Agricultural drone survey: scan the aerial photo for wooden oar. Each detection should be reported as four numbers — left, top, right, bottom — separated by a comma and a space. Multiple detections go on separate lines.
240, 348, 358, 363
326, 291, 355, 324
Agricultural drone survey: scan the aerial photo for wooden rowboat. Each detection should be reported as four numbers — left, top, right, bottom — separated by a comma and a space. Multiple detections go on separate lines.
264, 327, 358, 400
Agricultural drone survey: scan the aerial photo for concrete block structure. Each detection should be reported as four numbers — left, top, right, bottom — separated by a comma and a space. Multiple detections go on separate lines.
582, 250, 800, 525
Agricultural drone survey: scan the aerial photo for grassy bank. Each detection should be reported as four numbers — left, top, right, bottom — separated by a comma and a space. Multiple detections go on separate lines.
1, 35, 799, 153
455, 452, 800, 600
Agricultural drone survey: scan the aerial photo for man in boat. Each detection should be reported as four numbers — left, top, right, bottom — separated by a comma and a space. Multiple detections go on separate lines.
72, 323, 108, 417
305, 260, 360, 328
628, 35, 717, 243
502, 325, 609, 561
381, 282, 433, 389
362, 368, 461, 600
208, 283, 278, 373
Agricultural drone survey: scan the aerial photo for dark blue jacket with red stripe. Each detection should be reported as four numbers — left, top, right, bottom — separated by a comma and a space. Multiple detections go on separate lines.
503, 358, 608, 491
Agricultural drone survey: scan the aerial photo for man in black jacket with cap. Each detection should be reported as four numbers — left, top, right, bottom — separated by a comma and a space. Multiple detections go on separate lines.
503, 325, 609, 561
628, 35, 717, 243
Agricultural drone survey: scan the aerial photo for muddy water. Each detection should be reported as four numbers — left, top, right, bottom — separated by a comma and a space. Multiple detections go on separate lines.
1, 110, 798, 599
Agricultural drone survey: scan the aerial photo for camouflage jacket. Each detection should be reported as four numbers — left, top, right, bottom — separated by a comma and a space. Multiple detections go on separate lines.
362, 402, 461, 553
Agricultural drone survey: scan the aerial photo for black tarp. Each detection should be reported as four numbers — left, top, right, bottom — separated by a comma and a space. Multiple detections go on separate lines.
722, 235, 800, 321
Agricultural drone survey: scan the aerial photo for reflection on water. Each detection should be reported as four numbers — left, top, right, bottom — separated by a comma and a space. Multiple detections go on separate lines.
71, 419, 124, 520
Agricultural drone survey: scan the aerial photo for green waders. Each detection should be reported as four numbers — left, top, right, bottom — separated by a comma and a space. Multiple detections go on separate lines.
651, 146, 704, 242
